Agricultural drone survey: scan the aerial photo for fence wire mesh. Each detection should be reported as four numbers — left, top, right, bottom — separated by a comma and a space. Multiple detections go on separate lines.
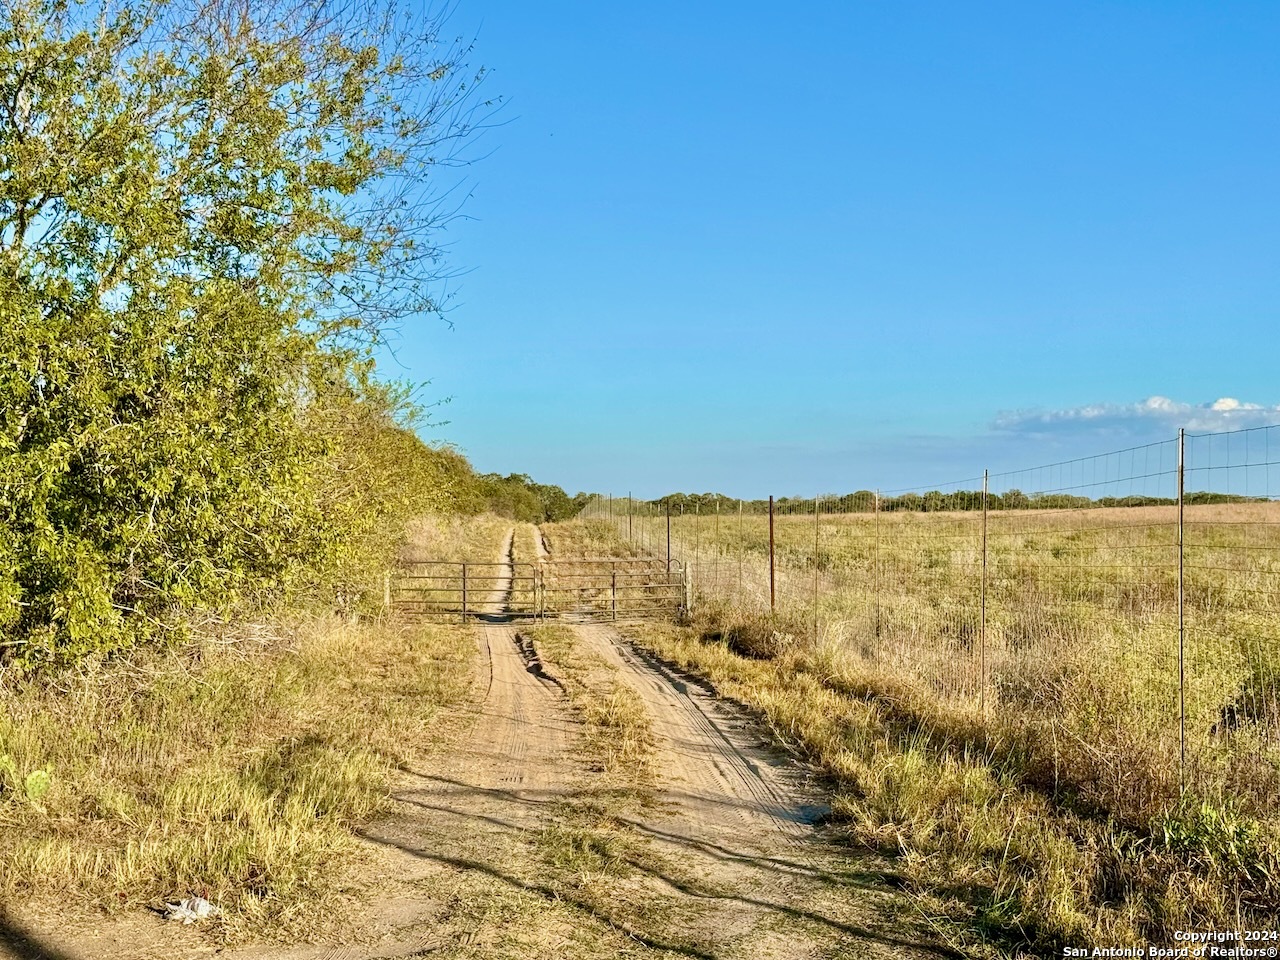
586, 426, 1280, 811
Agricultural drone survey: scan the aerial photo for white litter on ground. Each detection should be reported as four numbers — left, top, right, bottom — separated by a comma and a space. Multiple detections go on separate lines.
163, 897, 222, 923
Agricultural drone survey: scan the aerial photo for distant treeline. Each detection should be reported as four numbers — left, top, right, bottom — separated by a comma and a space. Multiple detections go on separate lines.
625, 490, 1270, 515
472, 474, 590, 523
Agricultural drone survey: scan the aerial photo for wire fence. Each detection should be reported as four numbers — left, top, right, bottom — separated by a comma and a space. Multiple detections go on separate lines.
583, 425, 1280, 813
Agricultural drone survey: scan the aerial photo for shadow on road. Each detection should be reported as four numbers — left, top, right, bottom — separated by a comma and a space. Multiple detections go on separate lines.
372, 772, 962, 959
0, 912, 78, 960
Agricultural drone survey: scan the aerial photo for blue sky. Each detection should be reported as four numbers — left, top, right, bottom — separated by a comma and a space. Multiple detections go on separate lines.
378, 1, 1280, 498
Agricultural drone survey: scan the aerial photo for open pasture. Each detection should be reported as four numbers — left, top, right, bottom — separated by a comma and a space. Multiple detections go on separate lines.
601, 498, 1280, 819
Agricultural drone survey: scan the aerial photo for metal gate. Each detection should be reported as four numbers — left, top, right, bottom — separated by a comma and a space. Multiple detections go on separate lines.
389, 557, 688, 622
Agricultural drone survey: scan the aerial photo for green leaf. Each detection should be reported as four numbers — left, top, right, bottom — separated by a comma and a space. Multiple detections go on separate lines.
24, 768, 52, 804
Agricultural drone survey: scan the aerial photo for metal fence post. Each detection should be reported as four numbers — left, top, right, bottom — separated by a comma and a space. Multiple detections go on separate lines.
874, 489, 881, 638
714, 497, 720, 593
461, 562, 468, 624
1177, 426, 1186, 792
981, 470, 989, 713
696, 499, 706, 576
813, 495, 821, 643
628, 491, 633, 542
769, 495, 776, 612
611, 563, 617, 621
666, 504, 672, 573
737, 499, 744, 601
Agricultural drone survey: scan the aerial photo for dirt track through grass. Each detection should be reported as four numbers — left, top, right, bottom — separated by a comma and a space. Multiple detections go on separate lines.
561, 620, 947, 959
2, 524, 945, 959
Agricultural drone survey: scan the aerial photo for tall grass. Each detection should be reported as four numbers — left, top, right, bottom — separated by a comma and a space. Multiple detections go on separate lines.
565, 509, 1280, 951
0, 514, 505, 940
506, 523, 542, 613
399, 512, 513, 566
542, 519, 648, 560
540, 521, 681, 619
610, 504, 1280, 815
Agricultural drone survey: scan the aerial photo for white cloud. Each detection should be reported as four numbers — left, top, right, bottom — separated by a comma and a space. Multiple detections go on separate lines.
1209, 397, 1262, 412
994, 396, 1280, 435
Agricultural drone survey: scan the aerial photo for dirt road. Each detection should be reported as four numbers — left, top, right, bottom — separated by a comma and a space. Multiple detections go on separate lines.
1, 526, 949, 959
552, 620, 946, 959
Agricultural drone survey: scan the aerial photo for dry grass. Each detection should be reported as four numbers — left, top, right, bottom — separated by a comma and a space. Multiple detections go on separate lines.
0, 517, 494, 942
543, 519, 648, 561
621, 617, 1280, 954
557, 511, 1280, 953
504, 625, 718, 956
538, 521, 682, 620
391, 513, 515, 617
506, 522, 543, 615
523, 624, 655, 785
614, 504, 1280, 813
400, 512, 512, 565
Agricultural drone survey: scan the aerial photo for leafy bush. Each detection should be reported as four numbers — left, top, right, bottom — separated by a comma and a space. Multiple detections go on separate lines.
0, 0, 493, 665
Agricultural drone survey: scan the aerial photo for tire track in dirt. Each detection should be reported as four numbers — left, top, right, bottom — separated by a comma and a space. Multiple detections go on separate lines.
573, 622, 822, 845
565, 621, 947, 959
535, 523, 818, 844
463, 529, 570, 794
217, 527, 583, 960
391, 525, 575, 810
14, 527, 946, 959
0, 530, 569, 960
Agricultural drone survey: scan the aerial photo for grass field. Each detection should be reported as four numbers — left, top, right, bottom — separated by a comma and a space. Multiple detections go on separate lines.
608, 502, 1280, 816
520, 522, 682, 621
391, 513, 518, 617
571, 503, 1280, 951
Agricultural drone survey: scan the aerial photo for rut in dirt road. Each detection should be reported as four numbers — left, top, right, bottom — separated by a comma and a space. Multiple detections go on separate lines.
572, 622, 825, 843
512, 528, 946, 958
390, 526, 574, 811
535, 529, 820, 847
561, 620, 947, 960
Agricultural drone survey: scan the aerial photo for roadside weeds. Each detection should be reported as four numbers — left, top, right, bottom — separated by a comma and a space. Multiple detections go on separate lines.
0, 612, 476, 944
618, 614, 1280, 957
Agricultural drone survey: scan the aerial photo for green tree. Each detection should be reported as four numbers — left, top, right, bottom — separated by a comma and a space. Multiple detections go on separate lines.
0, 0, 491, 663
1000, 489, 1030, 510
